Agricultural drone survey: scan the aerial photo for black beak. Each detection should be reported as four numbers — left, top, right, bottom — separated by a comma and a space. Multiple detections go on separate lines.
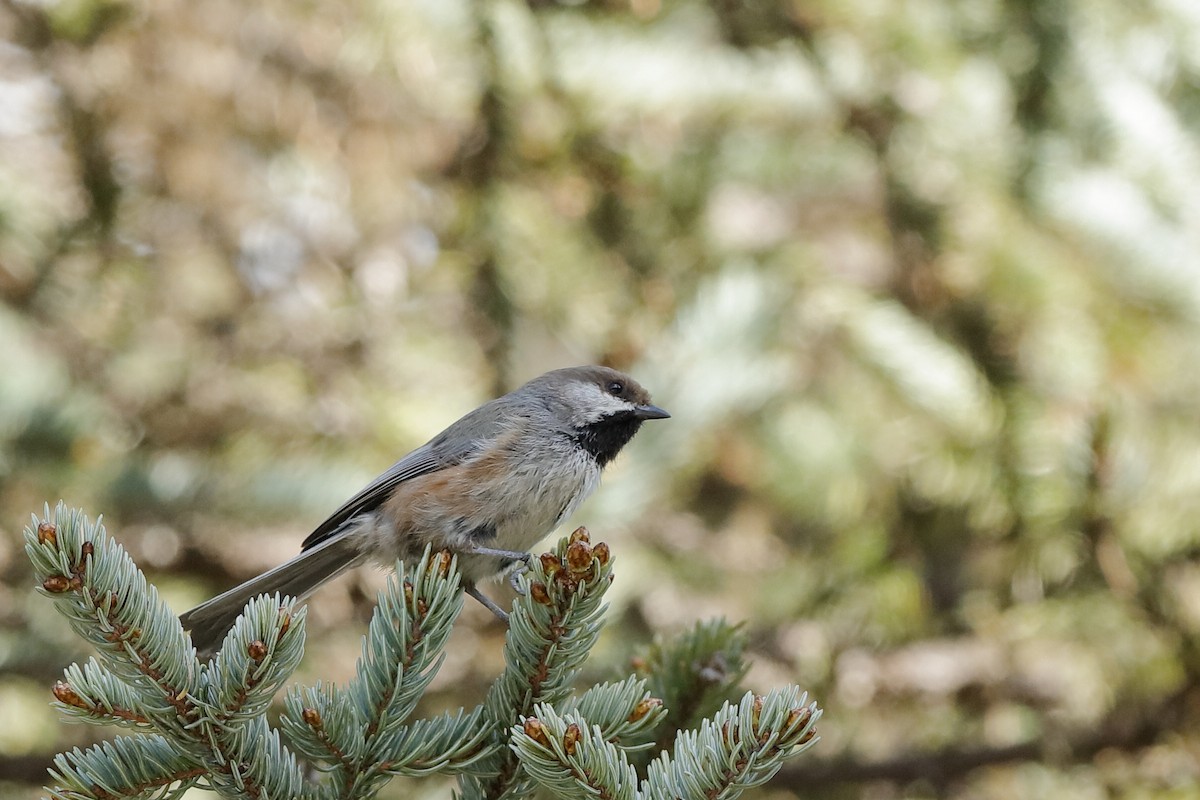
634, 404, 671, 420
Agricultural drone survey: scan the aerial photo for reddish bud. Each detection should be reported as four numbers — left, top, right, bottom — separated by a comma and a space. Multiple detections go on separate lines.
302, 707, 323, 728
563, 723, 582, 755
279, 611, 292, 635
80, 541, 94, 560
37, 522, 57, 545
523, 717, 550, 747
43, 575, 70, 593
417, 598, 429, 616
529, 582, 552, 605
627, 697, 662, 723
592, 541, 611, 566
751, 695, 764, 731
434, 549, 452, 578
569, 527, 590, 545
403, 579, 414, 605
565, 540, 593, 573
53, 681, 87, 709
785, 706, 811, 733
247, 640, 268, 661
539, 552, 561, 578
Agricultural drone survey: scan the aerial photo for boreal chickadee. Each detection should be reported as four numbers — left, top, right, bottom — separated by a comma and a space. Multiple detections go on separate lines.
180, 365, 669, 653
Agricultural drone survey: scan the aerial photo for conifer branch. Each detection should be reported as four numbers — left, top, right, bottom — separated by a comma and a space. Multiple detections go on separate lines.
561, 678, 666, 752
47, 735, 205, 800
635, 619, 749, 740
510, 707, 638, 800
279, 549, 495, 798
25, 504, 200, 727
465, 527, 616, 800
641, 688, 820, 800
54, 659, 153, 730
27, 504, 824, 800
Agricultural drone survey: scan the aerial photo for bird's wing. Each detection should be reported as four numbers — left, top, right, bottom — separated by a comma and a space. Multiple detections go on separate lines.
299, 399, 511, 550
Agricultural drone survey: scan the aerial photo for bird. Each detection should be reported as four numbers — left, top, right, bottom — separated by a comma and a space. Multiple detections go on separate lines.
179, 365, 669, 654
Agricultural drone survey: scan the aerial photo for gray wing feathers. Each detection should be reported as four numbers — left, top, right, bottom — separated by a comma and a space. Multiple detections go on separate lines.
180, 534, 363, 656
300, 444, 446, 549
300, 399, 517, 550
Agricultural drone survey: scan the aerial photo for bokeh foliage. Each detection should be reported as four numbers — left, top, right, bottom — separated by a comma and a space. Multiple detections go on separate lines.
3, 0, 1200, 797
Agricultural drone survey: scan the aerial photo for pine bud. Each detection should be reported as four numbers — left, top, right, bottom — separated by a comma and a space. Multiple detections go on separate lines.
37, 522, 57, 545
592, 541, 611, 566
566, 540, 593, 573
539, 552, 561, 578
434, 549, 452, 578
784, 706, 811, 733
302, 707, 323, 729
563, 723, 582, 755
80, 541, 94, 560
53, 681, 87, 709
529, 582, 552, 605
523, 717, 550, 747
626, 697, 662, 723
43, 575, 70, 592
569, 526, 591, 544
247, 640, 268, 661
279, 611, 292, 635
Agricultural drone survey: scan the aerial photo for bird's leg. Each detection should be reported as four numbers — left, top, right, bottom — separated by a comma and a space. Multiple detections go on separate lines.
464, 583, 510, 623
458, 544, 532, 618
461, 543, 532, 595
460, 544, 533, 563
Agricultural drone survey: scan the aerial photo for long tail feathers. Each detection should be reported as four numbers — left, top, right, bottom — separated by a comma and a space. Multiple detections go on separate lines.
179, 534, 363, 656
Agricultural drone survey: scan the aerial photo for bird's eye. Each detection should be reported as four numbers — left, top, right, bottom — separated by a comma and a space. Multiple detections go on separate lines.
607, 381, 624, 396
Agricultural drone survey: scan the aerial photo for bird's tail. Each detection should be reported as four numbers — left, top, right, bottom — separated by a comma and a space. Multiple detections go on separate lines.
179, 534, 364, 656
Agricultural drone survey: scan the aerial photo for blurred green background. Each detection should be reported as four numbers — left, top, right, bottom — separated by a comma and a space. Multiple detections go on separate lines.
3, 0, 1200, 797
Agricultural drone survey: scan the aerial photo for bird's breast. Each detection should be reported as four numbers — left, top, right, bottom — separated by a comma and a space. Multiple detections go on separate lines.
373, 433, 601, 576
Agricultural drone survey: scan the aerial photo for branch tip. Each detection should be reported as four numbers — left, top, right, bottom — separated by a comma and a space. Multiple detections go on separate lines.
785, 706, 814, 736
43, 575, 71, 592
53, 681, 87, 709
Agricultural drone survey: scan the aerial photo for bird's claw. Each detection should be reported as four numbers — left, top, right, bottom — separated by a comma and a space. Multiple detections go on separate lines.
507, 561, 530, 595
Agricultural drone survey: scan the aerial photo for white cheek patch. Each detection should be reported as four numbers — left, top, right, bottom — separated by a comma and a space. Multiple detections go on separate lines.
564, 382, 635, 425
